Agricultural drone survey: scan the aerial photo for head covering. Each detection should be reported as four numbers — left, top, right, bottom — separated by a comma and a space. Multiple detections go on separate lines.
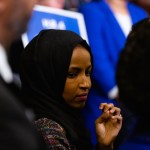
20, 29, 93, 149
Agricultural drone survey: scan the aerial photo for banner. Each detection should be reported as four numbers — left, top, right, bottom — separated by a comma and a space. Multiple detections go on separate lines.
22, 5, 88, 47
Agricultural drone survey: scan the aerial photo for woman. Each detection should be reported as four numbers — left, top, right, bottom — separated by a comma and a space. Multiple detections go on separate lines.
20, 29, 122, 150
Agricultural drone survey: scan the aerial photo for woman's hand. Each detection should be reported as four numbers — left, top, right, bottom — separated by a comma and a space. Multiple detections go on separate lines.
95, 103, 122, 150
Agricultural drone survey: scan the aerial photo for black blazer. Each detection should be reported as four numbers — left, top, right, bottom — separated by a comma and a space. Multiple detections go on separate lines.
0, 78, 47, 150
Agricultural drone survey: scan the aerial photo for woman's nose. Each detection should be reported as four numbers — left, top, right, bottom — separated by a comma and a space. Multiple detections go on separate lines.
79, 75, 91, 89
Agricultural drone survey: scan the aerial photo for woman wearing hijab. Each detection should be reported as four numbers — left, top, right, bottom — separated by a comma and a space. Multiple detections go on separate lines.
19, 29, 122, 150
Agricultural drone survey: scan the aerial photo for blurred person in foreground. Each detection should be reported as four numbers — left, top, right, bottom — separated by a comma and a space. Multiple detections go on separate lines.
116, 17, 150, 150
0, 0, 47, 149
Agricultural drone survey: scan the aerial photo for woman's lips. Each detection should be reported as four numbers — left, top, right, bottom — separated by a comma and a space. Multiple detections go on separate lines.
76, 94, 88, 101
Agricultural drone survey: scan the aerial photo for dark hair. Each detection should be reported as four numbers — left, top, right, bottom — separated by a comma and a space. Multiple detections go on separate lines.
116, 18, 150, 117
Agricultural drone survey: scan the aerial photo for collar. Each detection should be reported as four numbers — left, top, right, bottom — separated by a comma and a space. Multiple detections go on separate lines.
0, 44, 13, 83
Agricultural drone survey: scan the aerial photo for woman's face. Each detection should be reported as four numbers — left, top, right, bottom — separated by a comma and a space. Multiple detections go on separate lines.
63, 45, 92, 109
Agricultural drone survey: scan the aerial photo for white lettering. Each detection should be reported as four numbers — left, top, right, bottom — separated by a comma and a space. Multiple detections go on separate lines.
41, 18, 66, 30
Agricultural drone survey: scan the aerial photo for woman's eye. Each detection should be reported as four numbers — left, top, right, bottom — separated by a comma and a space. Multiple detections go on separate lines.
67, 72, 77, 78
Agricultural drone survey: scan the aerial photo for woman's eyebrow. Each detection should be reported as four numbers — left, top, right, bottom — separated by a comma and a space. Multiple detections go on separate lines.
69, 67, 80, 71
69, 65, 92, 70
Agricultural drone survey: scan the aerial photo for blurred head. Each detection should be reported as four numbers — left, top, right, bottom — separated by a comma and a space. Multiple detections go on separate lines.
20, 29, 92, 112
116, 18, 150, 117
0, 0, 35, 40
36, 0, 65, 8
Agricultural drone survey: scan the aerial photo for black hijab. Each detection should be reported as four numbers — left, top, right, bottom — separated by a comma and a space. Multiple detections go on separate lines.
20, 29, 93, 150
